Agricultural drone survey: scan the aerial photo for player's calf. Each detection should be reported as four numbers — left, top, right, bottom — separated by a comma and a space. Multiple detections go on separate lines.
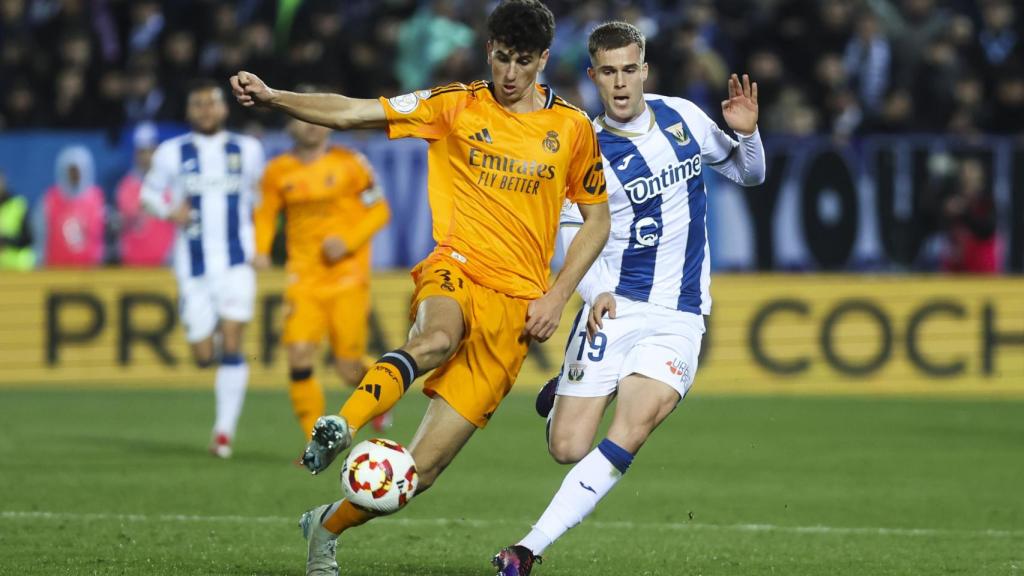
338, 350, 419, 433
547, 434, 591, 465
289, 367, 325, 439
545, 395, 607, 464
333, 357, 367, 387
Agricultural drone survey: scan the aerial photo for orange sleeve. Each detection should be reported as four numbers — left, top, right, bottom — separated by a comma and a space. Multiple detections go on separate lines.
337, 201, 390, 253
254, 160, 283, 256
336, 153, 390, 252
565, 116, 607, 205
379, 84, 472, 141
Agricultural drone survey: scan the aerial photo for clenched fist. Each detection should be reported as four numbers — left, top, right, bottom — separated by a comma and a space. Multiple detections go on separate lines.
229, 71, 275, 107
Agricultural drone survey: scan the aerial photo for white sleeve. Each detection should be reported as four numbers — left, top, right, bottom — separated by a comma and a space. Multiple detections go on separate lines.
140, 143, 179, 219
703, 124, 766, 187
681, 98, 766, 187
558, 202, 606, 306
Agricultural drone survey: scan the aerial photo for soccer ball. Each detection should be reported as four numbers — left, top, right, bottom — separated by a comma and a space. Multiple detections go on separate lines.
340, 438, 418, 515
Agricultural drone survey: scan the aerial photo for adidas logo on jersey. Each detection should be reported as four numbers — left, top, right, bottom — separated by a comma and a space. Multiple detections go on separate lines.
468, 128, 493, 144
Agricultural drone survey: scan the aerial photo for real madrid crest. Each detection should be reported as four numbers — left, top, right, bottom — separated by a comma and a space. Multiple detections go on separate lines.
542, 130, 560, 153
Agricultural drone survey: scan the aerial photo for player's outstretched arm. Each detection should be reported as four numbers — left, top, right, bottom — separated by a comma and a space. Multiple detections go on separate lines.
525, 201, 610, 342
557, 221, 605, 307
230, 71, 386, 131
555, 202, 610, 299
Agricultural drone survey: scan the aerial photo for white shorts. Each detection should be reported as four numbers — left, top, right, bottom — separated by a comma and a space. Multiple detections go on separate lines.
178, 265, 256, 343
556, 295, 705, 400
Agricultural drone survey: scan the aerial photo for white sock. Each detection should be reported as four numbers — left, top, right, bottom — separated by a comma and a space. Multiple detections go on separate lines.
518, 438, 633, 555
214, 356, 249, 438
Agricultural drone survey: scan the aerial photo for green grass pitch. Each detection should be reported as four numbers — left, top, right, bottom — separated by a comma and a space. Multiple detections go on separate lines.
1, 387, 1022, 575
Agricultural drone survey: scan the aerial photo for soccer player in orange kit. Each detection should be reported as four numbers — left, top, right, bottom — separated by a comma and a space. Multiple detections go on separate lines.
254, 110, 391, 442
231, 1, 610, 573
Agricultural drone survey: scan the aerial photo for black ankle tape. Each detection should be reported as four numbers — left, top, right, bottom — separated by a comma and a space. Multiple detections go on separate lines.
290, 368, 313, 382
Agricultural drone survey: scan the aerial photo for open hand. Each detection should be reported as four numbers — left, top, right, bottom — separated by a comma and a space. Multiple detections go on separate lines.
587, 292, 617, 340
722, 73, 759, 136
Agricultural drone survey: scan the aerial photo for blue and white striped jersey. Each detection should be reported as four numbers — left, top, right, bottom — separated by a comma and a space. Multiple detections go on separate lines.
142, 131, 265, 280
563, 94, 759, 315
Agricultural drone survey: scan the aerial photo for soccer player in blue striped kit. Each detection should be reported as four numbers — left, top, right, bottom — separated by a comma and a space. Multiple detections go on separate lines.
493, 22, 766, 574
142, 80, 265, 458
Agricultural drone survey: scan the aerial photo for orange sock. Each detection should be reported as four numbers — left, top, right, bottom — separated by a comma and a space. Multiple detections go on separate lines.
322, 499, 374, 535
289, 369, 325, 438
340, 350, 418, 432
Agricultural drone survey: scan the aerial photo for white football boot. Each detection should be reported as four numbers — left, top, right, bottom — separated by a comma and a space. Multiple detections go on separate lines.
299, 504, 339, 576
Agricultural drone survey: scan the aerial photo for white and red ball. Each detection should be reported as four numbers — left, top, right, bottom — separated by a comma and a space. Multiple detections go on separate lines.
340, 438, 418, 515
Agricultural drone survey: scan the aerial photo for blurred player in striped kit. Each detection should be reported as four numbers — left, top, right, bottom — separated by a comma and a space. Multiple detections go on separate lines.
142, 79, 265, 458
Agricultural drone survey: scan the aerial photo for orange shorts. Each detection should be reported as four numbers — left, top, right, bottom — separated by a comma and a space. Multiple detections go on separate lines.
410, 252, 530, 428
282, 281, 370, 360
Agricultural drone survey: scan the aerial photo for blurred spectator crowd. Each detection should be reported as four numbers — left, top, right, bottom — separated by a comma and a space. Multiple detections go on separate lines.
0, 0, 1021, 137
0, 0, 1014, 273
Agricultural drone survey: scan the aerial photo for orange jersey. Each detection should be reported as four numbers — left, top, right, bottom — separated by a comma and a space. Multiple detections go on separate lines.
256, 147, 390, 287
380, 81, 607, 299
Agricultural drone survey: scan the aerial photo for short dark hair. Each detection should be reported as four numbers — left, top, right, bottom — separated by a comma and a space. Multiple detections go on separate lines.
187, 78, 224, 98
588, 21, 646, 60
487, 0, 555, 55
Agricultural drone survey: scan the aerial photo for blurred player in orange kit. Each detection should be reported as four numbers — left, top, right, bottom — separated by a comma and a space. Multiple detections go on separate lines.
231, 1, 609, 574
254, 105, 392, 442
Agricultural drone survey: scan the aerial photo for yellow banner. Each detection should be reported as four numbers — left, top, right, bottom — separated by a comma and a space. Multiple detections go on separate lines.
1, 271, 1022, 396
704, 275, 1024, 396
0, 269, 572, 390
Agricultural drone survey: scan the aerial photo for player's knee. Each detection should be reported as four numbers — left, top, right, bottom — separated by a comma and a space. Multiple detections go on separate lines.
548, 436, 589, 465
334, 359, 366, 386
407, 328, 457, 363
287, 344, 316, 371
194, 355, 216, 369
